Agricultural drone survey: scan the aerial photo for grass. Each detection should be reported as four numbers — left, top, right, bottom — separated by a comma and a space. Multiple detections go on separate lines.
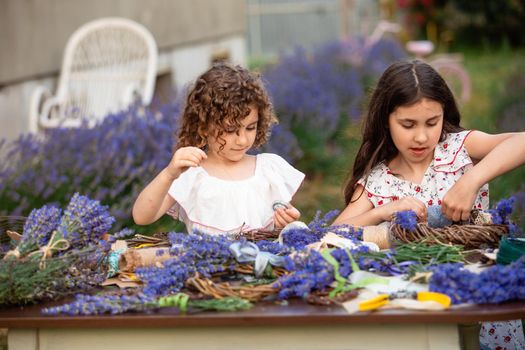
293, 48, 525, 222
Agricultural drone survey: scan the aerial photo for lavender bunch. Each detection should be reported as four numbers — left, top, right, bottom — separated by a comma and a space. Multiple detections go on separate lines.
43, 293, 156, 315
275, 247, 366, 299
281, 210, 364, 250
136, 255, 196, 297
136, 232, 235, 297
275, 250, 335, 299
309, 209, 363, 241
16, 205, 62, 256
393, 210, 418, 231
255, 240, 292, 255
429, 257, 525, 304
280, 226, 320, 250
489, 196, 516, 225
56, 193, 115, 248
308, 209, 340, 233
0, 245, 106, 305
42, 292, 252, 316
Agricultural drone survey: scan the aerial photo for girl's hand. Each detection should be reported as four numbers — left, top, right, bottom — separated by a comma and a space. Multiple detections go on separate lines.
378, 196, 427, 221
274, 205, 301, 228
441, 177, 478, 222
166, 146, 207, 178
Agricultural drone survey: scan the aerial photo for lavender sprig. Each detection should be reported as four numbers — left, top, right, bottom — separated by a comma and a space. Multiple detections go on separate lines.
56, 193, 115, 248
429, 257, 525, 304
393, 210, 418, 231
17, 205, 62, 255
489, 196, 516, 225
136, 232, 235, 297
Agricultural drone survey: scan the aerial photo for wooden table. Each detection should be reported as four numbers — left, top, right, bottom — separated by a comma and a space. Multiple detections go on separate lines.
1, 300, 524, 350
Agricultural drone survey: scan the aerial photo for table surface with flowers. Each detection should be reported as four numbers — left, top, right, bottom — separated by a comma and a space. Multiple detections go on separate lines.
1, 299, 525, 350
2, 195, 525, 350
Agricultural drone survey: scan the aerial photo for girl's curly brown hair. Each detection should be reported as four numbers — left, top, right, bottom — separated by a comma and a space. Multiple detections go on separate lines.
175, 62, 277, 151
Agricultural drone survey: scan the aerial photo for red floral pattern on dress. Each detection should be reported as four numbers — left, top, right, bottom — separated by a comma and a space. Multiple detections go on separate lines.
358, 130, 490, 210
358, 130, 523, 349
480, 320, 524, 349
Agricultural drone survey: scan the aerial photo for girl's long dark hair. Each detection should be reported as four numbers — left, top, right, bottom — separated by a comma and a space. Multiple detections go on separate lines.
343, 60, 463, 204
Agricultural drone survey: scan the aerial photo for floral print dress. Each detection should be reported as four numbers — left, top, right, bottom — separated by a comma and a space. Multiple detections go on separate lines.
358, 130, 489, 209
360, 130, 524, 349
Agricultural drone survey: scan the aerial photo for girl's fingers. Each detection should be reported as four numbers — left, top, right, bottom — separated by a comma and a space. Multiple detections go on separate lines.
286, 207, 300, 220
178, 160, 199, 168
187, 153, 203, 164
276, 209, 292, 223
273, 212, 285, 228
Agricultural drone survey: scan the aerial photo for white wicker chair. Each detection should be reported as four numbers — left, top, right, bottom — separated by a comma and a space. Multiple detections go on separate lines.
29, 17, 158, 132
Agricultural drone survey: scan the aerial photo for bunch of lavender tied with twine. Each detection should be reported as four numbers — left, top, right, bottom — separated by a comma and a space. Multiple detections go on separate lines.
1, 193, 115, 304
4, 193, 115, 261
7, 205, 62, 258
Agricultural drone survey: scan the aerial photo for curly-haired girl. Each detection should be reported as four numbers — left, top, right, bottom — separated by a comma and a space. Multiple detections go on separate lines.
133, 62, 304, 235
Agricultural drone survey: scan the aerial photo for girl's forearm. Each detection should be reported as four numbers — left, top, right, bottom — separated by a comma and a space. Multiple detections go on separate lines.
132, 168, 178, 225
334, 206, 387, 227
467, 132, 525, 188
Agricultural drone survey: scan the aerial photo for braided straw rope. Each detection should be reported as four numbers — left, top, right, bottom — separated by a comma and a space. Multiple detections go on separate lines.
390, 223, 508, 249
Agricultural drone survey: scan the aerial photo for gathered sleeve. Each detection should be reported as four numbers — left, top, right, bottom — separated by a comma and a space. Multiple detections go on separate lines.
432, 130, 473, 173
258, 153, 305, 203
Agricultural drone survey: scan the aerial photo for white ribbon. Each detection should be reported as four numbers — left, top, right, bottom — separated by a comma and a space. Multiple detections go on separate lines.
229, 241, 285, 278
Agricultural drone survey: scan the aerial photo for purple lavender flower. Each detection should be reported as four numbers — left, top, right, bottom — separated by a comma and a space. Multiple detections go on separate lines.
281, 226, 319, 250
429, 257, 525, 304
42, 293, 155, 315
489, 196, 516, 225
57, 193, 115, 247
394, 210, 418, 231
17, 205, 62, 255
275, 246, 367, 299
136, 232, 235, 297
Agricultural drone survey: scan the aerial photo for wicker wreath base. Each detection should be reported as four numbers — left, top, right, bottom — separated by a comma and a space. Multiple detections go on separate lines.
390, 223, 508, 249
233, 229, 281, 242
186, 273, 278, 302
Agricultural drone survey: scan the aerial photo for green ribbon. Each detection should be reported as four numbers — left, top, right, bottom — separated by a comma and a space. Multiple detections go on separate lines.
321, 248, 388, 297
497, 236, 525, 265
158, 293, 190, 313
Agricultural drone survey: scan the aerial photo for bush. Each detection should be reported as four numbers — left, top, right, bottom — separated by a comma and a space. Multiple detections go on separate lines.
263, 38, 406, 174
0, 104, 179, 229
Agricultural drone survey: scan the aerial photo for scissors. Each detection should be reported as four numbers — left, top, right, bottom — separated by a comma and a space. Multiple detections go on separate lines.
358, 291, 451, 311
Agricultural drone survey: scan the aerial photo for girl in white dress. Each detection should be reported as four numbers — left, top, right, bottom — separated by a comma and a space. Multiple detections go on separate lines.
132, 62, 304, 236
334, 60, 525, 349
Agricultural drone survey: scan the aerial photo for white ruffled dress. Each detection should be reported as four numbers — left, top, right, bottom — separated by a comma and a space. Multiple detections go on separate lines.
166, 153, 305, 236
358, 130, 489, 210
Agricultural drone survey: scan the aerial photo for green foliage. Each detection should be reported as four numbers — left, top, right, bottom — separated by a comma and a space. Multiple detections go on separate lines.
449, 0, 525, 48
